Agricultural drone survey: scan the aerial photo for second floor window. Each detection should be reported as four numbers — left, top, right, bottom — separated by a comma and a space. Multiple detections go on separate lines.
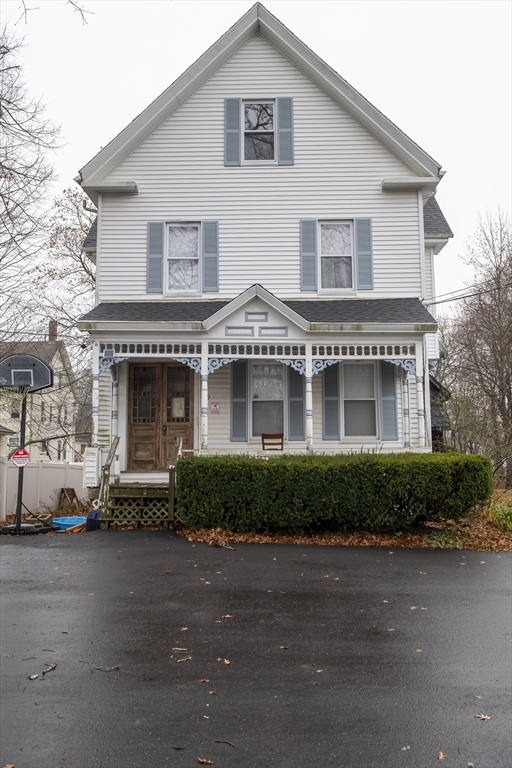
244, 102, 274, 161
168, 225, 200, 292
320, 222, 353, 290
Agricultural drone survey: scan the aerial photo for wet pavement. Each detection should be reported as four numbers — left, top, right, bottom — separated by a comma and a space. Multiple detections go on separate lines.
0, 530, 510, 768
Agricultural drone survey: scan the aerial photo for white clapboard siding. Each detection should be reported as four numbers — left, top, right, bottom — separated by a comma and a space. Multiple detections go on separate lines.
207, 366, 232, 450
98, 372, 112, 448
99, 35, 422, 301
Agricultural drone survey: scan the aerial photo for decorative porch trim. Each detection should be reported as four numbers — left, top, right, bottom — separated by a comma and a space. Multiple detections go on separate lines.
172, 356, 202, 373
99, 356, 129, 375
312, 359, 342, 375
383, 358, 417, 376
208, 357, 238, 374
275, 358, 306, 374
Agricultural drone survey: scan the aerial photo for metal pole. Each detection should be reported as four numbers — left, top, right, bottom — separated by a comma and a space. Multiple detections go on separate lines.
14, 392, 28, 535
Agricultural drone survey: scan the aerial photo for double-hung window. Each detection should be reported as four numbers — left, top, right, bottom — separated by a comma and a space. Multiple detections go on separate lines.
322, 361, 399, 441
167, 224, 200, 293
343, 363, 377, 437
147, 220, 218, 294
320, 221, 353, 290
244, 102, 275, 161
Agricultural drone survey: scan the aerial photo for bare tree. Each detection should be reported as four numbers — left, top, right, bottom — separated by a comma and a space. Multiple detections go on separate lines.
16, 1, 93, 26
30, 188, 96, 350
437, 211, 512, 485
0, 26, 60, 339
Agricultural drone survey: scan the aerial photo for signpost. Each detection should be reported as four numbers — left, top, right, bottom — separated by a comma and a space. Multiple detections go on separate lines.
11, 448, 30, 468
0, 354, 53, 534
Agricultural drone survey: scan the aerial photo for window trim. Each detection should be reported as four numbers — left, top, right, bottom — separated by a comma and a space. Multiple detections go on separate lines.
242, 99, 277, 166
318, 220, 356, 295
164, 222, 202, 297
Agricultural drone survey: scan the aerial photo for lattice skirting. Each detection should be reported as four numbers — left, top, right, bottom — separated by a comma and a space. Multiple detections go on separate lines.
102, 488, 172, 529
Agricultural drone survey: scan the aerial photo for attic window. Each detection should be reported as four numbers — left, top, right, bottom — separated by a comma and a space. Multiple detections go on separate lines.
244, 102, 274, 160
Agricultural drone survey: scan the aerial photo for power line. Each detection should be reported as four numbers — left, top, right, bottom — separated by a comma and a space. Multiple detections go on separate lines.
426, 281, 512, 307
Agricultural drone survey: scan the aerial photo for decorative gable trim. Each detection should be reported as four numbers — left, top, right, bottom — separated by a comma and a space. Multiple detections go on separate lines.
202, 283, 310, 332
77, 3, 441, 192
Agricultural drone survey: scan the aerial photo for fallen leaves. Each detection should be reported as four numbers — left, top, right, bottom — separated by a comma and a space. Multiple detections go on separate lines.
181, 627, 189, 631
475, 713, 492, 720
221, 615, 233, 619
279, 645, 289, 650
200, 679, 210, 683
197, 759, 213, 765
223, 659, 230, 665
209, 690, 217, 695
473, 695, 483, 699
175, 509, 512, 551
438, 751, 447, 760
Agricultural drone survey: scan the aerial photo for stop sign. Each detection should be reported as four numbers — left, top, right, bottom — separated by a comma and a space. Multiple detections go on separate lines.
11, 448, 30, 467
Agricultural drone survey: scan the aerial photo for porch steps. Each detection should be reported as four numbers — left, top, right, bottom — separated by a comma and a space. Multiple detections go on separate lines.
101, 484, 174, 530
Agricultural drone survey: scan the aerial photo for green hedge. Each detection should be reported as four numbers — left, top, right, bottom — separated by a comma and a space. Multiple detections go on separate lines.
176, 453, 493, 534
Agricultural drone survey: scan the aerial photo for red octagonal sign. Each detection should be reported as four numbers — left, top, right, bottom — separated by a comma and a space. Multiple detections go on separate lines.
12, 448, 30, 467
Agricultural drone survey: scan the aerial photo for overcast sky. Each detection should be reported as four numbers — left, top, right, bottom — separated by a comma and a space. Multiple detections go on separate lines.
2, 0, 511, 308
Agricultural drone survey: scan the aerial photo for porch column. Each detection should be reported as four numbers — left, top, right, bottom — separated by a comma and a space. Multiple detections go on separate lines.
305, 348, 313, 451
92, 342, 100, 448
403, 372, 410, 448
111, 365, 119, 438
415, 345, 426, 448
201, 351, 209, 450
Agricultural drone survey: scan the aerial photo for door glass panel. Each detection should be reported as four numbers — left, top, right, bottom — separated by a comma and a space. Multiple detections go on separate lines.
132, 367, 156, 422
166, 366, 190, 423
253, 401, 284, 436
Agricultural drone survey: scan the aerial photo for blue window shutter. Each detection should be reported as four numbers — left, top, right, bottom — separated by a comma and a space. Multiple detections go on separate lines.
300, 219, 317, 291
323, 364, 340, 440
202, 221, 219, 292
277, 97, 294, 166
147, 222, 164, 293
225, 98, 241, 166
356, 218, 373, 290
288, 366, 304, 440
380, 361, 398, 440
231, 361, 248, 441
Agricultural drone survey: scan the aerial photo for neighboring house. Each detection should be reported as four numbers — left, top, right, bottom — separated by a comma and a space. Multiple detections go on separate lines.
77, 3, 453, 481
0, 326, 81, 462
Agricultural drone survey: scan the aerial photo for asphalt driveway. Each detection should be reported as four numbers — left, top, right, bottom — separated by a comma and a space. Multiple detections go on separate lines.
0, 530, 510, 768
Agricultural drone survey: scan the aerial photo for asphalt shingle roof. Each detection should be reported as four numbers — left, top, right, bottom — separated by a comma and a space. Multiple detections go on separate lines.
80, 298, 436, 325
423, 197, 453, 238
82, 217, 98, 250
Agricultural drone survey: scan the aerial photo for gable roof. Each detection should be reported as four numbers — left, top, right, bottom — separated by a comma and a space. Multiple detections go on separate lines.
77, 2, 442, 195
423, 197, 453, 239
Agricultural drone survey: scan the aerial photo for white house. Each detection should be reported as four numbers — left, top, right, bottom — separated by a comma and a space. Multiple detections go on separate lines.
77, 3, 452, 482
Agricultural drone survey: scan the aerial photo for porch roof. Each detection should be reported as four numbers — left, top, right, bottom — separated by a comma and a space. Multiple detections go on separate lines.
80, 297, 436, 326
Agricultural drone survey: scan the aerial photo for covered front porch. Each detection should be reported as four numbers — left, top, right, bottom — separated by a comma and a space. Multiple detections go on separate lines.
79, 286, 437, 487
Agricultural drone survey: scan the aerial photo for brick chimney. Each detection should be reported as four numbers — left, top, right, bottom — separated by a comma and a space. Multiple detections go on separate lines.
48, 320, 58, 342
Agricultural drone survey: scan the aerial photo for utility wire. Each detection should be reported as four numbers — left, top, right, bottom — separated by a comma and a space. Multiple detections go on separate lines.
426, 281, 512, 307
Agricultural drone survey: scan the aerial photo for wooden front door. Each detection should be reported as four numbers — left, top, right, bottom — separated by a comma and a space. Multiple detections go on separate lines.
128, 363, 194, 471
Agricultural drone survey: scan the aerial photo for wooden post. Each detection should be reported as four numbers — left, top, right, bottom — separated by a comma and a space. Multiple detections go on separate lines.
168, 437, 182, 528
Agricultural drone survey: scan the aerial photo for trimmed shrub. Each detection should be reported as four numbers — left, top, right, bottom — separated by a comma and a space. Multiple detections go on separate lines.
176, 453, 493, 534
